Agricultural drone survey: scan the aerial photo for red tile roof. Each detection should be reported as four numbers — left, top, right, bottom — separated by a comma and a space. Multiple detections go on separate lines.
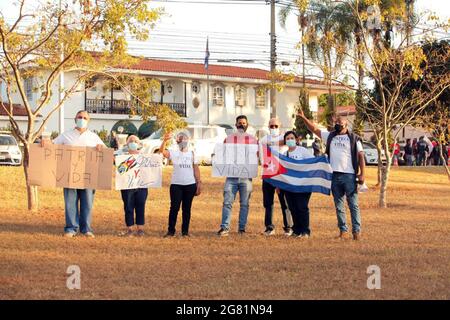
318, 105, 356, 115
0, 103, 28, 116
123, 58, 346, 88
337, 105, 356, 115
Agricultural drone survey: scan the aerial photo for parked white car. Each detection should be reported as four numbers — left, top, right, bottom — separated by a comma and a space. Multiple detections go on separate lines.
363, 141, 386, 165
141, 125, 228, 165
0, 133, 22, 166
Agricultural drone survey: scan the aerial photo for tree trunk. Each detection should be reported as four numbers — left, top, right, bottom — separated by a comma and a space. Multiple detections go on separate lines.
22, 144, 39, 212
439, 145, 450, 180
375, 139, 383, 186
379, 146, 391, 208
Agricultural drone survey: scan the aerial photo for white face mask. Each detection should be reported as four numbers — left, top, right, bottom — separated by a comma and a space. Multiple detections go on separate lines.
269, 128, 279, 136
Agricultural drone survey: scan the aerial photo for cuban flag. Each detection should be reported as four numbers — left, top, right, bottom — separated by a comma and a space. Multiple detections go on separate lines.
262, 146, 333, 195
204, 37, 210, 70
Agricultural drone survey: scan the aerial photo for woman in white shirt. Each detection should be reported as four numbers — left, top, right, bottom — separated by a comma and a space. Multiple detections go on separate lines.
282, 131, 314, 239
160, 131, 201, 237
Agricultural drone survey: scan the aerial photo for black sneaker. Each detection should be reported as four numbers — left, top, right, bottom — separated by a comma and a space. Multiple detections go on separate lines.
182, 233, 190, 237
217, 228, 229, 237
238, 229, 246, 235
163, 232, 175, 238
264, 228, 275, 236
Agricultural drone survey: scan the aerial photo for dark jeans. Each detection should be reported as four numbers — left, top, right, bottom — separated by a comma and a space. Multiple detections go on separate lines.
168, 183, 197, 234
121, 188, 148, 227
284, 191, 312, 236
417, 153, 426, 166
262, 180, 293, 231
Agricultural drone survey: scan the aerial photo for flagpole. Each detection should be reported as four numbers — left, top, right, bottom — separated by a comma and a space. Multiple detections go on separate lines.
205, 36, 210, 125
207, 70, 210, 125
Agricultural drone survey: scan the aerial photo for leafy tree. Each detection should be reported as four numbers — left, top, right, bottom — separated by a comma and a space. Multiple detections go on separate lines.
0, 0, 186, 211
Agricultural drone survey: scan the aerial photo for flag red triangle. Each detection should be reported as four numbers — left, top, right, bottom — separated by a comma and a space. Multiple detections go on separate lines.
261, 145, 287, 179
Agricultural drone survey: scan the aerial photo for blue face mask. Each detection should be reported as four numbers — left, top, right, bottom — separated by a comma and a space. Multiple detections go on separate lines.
286, 139, 297, 147
76, 118, 88, 129
128, 142, 139, 151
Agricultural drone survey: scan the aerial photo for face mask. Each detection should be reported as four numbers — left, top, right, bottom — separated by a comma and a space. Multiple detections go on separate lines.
334, 124, 344, 132
76, 118, 88, 129
286, 139, 297, 147
128, 142, 139, 151
270, 128, 279, 136
178, 141, 188, 149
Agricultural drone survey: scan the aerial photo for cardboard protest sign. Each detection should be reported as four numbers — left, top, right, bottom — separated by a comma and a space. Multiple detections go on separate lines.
212, 143, 259, 178
28, 144, 114, 190
114, 153, 163, 190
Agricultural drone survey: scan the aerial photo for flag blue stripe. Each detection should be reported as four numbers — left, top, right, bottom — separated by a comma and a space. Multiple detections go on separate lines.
265, 178, 331, 195
283, 168, 333, 180
268, 147, 330, 165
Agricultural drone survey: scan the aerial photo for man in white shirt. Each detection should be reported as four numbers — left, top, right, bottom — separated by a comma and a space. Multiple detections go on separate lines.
259, 118, 293, 236
297, 109, 365, 240
43, 110, 105, 238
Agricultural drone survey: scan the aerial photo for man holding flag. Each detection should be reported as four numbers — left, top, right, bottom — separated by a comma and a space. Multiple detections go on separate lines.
297, 109, 365, 240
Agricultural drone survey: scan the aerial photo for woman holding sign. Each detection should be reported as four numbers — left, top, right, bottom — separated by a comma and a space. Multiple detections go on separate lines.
160, 131, 201, 237
282, 131, 314, 239
118, 135, 148, 237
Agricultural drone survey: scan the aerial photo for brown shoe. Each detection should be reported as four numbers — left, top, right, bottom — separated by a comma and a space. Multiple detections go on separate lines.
338, 231, 349, 239
352, 232, 361, 240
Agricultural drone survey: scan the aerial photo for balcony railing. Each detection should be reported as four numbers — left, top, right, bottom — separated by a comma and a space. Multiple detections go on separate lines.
85, 99, 186, 117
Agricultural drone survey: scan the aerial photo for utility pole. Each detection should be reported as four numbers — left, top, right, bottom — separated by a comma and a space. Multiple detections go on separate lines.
269, 0, 277, 118
58, 0, 65, 133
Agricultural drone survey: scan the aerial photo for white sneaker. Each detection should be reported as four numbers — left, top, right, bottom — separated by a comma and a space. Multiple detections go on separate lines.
64, 232, 76, 238
284, 229, 293, 236
264, 229, 275, 236
84, 232, 95, 238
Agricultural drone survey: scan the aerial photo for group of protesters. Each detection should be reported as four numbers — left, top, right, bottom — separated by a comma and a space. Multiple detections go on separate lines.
42, 109, 365, 241
401, 137, 449, 167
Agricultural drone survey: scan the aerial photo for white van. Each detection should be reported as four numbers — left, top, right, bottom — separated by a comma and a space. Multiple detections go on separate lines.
141, 125, 228, 165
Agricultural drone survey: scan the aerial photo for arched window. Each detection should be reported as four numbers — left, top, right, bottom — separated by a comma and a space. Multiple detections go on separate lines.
212, 85, 224, 107
235, 85, 247, 107
255, 86, 266, 108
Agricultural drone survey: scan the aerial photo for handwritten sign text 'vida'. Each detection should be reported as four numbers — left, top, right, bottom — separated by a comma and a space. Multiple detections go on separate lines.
212, 143, 259, 178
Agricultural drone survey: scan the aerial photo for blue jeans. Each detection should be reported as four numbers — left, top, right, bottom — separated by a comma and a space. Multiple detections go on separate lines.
63, 188, 95, 234
331, 173, 361, 233
220, 178, 253, 231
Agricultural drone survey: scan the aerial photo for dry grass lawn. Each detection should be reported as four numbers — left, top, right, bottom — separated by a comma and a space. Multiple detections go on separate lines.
0, 165, 449, 300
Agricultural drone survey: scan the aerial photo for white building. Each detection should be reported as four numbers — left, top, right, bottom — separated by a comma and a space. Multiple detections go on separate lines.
1, 58, 347, 136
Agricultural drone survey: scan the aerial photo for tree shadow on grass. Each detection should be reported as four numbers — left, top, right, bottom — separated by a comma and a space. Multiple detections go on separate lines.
0, 222, 62, 235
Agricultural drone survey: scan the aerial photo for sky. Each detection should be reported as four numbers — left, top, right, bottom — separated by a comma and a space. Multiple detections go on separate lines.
0, 0, 449, 75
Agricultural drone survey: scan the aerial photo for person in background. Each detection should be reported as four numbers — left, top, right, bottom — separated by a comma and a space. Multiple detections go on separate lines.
282, 131, 315, 238
117, 135, 148, 237
416, 136, 429, 166
312, 138, 322, 157
392, 140, 400, 166
259, 118, 293, 236
110, 131, 118, 150
160, 131, 201, 237
404, 139, 413, 166
42, 110, 105, 238
431, 140, 441, 166
217, 115, 258, 237
412, 138, 418, 166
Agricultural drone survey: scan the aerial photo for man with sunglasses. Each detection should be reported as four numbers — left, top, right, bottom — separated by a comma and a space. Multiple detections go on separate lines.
42, 110, 105, 238
259, 118, 293, 236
